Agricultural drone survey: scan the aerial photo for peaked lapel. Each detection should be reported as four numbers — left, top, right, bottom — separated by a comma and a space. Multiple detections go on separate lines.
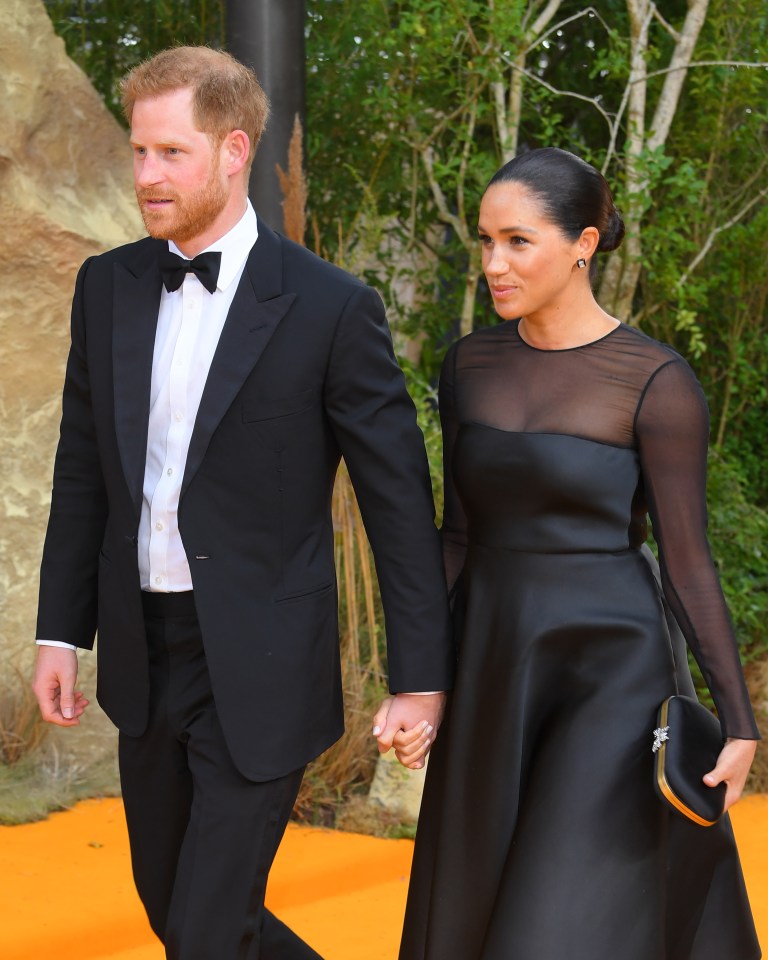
112, 241, 165, 516
181, 223, 295, 497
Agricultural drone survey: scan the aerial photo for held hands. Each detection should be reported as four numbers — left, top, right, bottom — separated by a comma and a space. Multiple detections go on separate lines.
372, 692, 446, 770
703, 738, 757, 812
32, 646, 89, 726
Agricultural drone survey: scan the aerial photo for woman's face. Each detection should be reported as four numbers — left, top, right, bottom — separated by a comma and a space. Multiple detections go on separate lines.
478, 182, 585, 322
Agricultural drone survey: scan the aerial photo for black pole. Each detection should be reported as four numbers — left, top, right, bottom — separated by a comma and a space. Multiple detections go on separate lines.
225, 0, 306, 231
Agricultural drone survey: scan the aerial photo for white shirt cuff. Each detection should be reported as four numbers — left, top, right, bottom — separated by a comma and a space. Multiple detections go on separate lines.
36, 639, 78, 650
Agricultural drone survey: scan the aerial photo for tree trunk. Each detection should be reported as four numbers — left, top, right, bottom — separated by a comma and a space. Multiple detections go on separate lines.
460, 246, 483, 338
599, 0, 710, 321
598, 0, 652, 321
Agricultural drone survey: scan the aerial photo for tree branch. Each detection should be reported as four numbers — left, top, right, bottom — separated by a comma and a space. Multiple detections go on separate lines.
498, 55, 617, 135
523, 6, 613, 58
636, 59, 768, 83
527, 0, 564, 41
648, 0, 709, 152
456, 100, 478, 226
651, 5, 681, 42
676, 185, 768, 289
419, 143, 470, 245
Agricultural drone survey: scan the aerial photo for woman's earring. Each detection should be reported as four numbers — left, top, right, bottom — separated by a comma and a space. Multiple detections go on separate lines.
576, 258, 587, 269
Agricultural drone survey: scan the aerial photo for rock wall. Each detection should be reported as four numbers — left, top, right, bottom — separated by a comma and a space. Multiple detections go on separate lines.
0, 0, 143, 670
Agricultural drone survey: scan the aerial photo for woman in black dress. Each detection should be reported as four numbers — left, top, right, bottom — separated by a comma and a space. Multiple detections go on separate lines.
392, 148, 760, 959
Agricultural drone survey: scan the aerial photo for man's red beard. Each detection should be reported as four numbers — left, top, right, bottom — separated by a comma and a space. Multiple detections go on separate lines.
136, 164, 228, 245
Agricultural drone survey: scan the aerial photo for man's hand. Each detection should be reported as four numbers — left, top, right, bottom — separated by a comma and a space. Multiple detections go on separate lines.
372, 693, 446, 770
32, 646, 88, 726
703, 737, 757, 812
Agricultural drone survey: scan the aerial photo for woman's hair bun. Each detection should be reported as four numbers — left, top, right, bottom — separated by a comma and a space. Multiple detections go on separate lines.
598, 208, 625, 253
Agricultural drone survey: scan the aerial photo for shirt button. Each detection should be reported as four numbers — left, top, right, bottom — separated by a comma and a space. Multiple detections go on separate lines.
155, 522, 164, 531
155, 576, 163, 585
174, 412, 183, 422
167, 467, 173, 476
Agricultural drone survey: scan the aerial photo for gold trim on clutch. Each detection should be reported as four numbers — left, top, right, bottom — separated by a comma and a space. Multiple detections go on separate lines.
653, 698, 718, 828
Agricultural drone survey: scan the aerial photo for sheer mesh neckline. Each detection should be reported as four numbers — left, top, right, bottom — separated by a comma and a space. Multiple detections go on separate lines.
441, 319, 683, 449
515, 319, 623, 353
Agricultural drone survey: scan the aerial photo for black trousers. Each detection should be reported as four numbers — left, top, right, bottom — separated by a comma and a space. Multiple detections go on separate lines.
118, 593, 323, 960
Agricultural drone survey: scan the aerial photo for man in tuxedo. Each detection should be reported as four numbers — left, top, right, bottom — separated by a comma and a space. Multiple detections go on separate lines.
32, 46, 452, 959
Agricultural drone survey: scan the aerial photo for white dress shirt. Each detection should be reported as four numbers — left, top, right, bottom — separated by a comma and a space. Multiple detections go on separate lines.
38, 203, 258, 647
140, 204, 257, 591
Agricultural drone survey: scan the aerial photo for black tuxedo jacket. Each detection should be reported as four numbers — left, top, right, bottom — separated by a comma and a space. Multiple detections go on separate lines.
37, 220, 453, 780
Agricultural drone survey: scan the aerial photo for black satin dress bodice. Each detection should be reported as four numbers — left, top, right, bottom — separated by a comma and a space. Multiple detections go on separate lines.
399, 320, 760, 960
455, 428, 642, 553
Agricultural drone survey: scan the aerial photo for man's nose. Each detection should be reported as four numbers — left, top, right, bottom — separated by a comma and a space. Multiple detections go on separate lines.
135, 154, 163, 187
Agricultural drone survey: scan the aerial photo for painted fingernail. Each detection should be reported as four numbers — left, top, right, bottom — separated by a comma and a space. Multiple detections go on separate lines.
372, 725, 381, 736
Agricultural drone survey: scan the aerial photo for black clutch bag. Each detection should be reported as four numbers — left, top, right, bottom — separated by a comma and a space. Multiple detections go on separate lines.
652, 695, 726, 827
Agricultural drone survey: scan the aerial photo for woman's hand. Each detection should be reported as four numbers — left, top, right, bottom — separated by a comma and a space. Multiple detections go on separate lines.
703, 738, 758, 811
391, 720, 434, 770
372, 694, 444, 769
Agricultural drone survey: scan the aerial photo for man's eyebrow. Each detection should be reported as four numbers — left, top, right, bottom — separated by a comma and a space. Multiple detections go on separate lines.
128, 138, 191, 148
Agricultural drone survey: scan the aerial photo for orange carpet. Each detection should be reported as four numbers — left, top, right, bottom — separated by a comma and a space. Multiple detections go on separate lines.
1, 795, 765, 959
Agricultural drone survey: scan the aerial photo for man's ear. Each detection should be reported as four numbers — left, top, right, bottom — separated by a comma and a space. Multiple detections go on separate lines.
223, 130, 250, 177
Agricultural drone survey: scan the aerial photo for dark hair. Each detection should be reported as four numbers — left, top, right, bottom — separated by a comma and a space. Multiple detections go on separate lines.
486, 147, 624, 277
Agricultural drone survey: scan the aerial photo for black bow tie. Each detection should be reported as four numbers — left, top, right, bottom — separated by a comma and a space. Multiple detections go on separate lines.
159, 250, 222, 294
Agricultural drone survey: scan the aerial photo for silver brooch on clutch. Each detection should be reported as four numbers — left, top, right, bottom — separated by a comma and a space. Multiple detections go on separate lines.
652, 725, 670, 753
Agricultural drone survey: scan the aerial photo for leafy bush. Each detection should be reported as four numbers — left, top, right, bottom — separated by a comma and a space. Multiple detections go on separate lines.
706, 451, 768, 662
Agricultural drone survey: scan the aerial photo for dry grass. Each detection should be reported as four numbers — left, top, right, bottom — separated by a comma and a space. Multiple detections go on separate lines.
0, 744, 120, 825
0, 669, 120, 824
0, 668, 49, 766
276, 114, 308, 246
335, 794, 418, 840
293, 465, 388, 824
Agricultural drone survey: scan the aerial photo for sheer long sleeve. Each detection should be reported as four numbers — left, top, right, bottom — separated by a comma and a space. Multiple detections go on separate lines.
636, 359, 759, 740
439, 344, 469, 595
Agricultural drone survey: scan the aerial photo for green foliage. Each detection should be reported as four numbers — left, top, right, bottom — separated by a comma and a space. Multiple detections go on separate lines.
44, 0, 223, 122
707, 451, 768, 660
635, 4, 768, 503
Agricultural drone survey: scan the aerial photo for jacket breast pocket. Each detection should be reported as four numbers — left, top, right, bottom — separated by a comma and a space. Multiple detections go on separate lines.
242, 388, 318, 424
